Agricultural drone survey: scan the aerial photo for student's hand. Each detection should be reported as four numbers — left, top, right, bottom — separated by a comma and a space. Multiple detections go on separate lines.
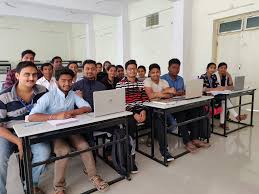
134, 114, 142, 123
217, 87, 225, 91
176, 91, 185, 96
75, 90, 83, 98
17, 139, 23, 160
139, 110, 146, 123
54, 112, 73, 120
169, 88, 176, 95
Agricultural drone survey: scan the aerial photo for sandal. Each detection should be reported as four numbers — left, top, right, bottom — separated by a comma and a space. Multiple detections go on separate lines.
236, 114, 247, 121
192, 140, 211, 148
90, 175, 109, 192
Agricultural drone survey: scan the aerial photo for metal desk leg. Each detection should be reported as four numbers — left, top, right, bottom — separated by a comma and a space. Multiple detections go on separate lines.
211, 99, 215, 133
163, 111, 168, 166
250, 92, 255, 126
207, 103, 210, 143
224, 95, 227, 137
23, 137, 33, 194
238, 96, 242, 125
125, 117, 131, 180
151, 111, 155, 158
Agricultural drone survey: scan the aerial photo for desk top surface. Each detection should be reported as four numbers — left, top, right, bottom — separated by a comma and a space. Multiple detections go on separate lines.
143, 96, 214, 109
13, 111, 132, 138
207, 88, 256, 96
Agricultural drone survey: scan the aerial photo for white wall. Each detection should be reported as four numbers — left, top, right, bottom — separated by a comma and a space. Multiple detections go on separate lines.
0, 16, 74, 67
94, 15, 118, 64
189, 0, 259, 78
128, 0, 174, 75
71, 23, 87, 61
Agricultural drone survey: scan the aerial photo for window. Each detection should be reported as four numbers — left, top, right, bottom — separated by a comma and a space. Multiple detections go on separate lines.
219, 20, 242, 33
246, 16, 259, 29
146, 13, 159, 27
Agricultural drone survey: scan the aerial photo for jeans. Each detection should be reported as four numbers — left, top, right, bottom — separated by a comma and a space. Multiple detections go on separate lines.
0, 137, 50, 194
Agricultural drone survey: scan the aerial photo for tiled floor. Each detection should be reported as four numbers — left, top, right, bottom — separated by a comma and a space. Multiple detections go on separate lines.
6, 112, 259, 194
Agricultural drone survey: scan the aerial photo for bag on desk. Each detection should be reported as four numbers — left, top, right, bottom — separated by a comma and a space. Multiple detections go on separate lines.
112, 128, 128, 176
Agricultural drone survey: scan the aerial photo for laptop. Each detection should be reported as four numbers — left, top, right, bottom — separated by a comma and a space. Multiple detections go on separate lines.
173, 79, 203, 100
233, 76, 245, 91
93, 89, 125, 117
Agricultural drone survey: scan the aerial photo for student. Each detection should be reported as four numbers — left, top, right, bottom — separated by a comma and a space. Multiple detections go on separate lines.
96, 62, 107, 81
101, 65, 120, 90
72, 60, 106, 109
51, 56, 63, 73
116, 65, 125, 81
216, 62, 234, 88
28, 68, 109, 193
96, 62, 103, 74
103, 61, 112, 73
116, 59, 149, 173
144, 63, 175, 161
161, 58, 185, 96
67, 61, 81, 83
3, 49, 36, 89
36, 63, 57, 90
0, 61, 51, 194
137, 65, 147, 82
162, 59, 210, 153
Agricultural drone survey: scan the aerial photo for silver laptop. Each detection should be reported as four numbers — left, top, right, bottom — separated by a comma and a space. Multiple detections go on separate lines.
233, 76, 245, 91
172, 79, 203, 100
93, 89, 125, 117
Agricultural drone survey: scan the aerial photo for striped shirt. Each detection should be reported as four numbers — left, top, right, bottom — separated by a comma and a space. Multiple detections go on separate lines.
0, 83, 47, 129
116, 77, 149, 112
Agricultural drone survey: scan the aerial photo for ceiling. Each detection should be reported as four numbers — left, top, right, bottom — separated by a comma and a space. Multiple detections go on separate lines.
0, 0, 137, 23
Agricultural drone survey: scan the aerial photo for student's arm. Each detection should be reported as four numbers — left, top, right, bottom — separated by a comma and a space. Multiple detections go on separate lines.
144, 87, 168, 100
68, 94, 92, 116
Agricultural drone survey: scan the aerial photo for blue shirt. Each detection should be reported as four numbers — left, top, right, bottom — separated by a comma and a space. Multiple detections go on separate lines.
30, 88, 91, 115
161, 74, 185, 92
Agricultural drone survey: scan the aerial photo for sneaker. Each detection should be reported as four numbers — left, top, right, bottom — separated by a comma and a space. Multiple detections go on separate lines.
162, 152, 175, 162
131, 164, 139, 174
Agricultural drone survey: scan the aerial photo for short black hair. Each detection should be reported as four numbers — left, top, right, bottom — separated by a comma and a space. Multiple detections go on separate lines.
125, 59, 137, 70
218, 62, 228, 69
107, 65, 116, 71
96, 62, 102, 67
55, 67, 75, 81
83, 59, 96, 68
207, 62, 216, 70
67, 61, 79, 68
149, 63, 160, 71
51, 56, 62, 64
16, 61, 37, 73
41, 63, 53, 71
116, 65, 124, 70
138, 65, 146, 72
168, 58, 181, 68
21, 50, 36, 59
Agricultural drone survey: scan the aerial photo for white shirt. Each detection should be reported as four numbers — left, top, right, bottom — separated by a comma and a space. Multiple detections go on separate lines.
144, 78, 169, 92
36, 77, 57, 91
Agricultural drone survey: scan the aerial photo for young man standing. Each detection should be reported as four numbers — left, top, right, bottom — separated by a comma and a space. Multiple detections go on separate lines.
3, 49, 36, 89
0, 61, 51, 194
162, 59, 210, 153
28, 68, 109, 193
36, 63, 57, 90
116, 60, 149, 173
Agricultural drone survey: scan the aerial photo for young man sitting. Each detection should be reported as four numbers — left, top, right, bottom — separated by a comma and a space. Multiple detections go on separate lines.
0, 61, 51, 194
116, 59, 149, 173
162, 58, 210, 153
36, 63, 57, 90
144, 63, 176, 161
28, 68, 109, 194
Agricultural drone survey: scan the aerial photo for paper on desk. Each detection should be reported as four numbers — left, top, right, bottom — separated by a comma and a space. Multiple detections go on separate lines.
207, 90, 232, 96
47, 118, 78, 126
